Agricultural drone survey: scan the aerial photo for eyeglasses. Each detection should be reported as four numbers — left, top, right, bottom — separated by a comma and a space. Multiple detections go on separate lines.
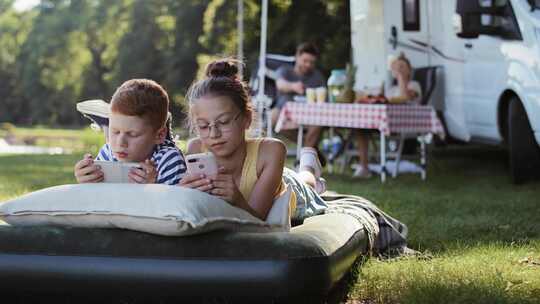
196, 112, 242, 138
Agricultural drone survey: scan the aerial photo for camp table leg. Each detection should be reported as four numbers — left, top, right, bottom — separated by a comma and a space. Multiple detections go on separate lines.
420, 135, 427, 180
296, 124, 304, 162
380, 131, 386, 183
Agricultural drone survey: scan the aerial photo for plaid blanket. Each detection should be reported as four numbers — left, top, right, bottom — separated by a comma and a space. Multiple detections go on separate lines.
321, 193, 409, 256
283, 168, 408, 256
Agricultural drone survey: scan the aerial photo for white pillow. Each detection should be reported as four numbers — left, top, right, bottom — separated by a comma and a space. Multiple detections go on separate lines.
0, 183, 292, 236
265, 185, 292, 231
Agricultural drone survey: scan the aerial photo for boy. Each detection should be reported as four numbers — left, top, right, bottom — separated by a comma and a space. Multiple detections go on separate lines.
74, 79, 186, 185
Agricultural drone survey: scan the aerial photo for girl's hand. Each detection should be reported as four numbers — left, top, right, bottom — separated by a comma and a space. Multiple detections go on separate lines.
396, 70, 406, 84
129, 159, 157, 184
74, 153, 104, 183
209, 167, 246, 206
178, 173, 213, 192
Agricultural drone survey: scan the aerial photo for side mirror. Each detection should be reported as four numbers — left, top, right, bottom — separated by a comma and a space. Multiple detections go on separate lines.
455, 0, 518, 40
456, 1, 506, 15
455, 13, 480, 39
528, 0, 540, 11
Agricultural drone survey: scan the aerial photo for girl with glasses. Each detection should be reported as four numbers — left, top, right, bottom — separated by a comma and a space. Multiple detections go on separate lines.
178, 58, 410, 256
178, 59, 327, 221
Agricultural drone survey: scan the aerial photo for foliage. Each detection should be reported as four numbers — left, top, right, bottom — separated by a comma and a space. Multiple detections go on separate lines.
200, 0, 351, 78
0, 0, 351, 127
0, 0, 35, 124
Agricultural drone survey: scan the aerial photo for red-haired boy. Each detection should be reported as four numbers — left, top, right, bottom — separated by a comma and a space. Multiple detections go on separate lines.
74, 79, 186, 185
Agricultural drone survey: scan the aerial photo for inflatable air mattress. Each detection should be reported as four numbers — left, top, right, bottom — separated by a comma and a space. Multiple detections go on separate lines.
0, 212, 367, 300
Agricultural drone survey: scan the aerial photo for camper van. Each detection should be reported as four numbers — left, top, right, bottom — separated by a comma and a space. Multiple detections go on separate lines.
350, 0, 540, 183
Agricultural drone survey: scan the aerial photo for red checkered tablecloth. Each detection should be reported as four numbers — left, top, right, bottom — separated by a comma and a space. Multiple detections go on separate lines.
275, 102, 445, 137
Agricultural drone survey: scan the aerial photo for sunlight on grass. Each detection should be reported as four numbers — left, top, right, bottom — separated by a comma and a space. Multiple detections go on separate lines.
353, 242, 540, 304
2, 126, 105, 154
0, 154, 80, 200
320, 145, 540, 303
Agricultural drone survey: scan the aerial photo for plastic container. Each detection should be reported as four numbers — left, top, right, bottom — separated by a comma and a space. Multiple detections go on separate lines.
327, 69, 346, 103
329, 135, 342, 161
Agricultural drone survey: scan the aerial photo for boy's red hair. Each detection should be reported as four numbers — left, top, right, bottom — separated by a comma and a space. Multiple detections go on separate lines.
110, 79, 169, 130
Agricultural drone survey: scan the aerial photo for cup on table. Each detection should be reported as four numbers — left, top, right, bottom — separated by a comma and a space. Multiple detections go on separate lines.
306, 88, 316, 103
316, 87, 327, 103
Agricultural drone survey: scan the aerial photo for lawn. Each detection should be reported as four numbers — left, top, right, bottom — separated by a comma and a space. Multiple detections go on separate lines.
0, 127, 539, 303
0, 125, 105, 153
331, 146, 540, 304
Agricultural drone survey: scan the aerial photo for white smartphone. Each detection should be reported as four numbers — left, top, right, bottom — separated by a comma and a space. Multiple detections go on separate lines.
185, 152, 218, 177
94, 160, 142, 183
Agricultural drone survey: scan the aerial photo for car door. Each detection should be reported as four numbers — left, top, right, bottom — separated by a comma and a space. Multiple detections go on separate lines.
459, 0, 521, 140
462, 34, 506, 139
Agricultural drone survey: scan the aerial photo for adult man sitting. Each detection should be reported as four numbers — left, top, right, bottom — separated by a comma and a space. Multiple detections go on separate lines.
271, 42, 325, 149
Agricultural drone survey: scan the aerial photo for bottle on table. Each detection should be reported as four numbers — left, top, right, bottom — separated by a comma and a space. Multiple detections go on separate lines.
327, 69, 346, 103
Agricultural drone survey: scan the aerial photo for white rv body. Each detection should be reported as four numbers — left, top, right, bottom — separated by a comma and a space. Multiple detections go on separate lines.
350, 0, 540, 146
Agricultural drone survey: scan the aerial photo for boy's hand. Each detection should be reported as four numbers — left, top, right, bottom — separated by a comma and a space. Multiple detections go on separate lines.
129, 159, 157, 184
178, 173, 213, 192
209, 167, 246, 206
74, 153, 104, 183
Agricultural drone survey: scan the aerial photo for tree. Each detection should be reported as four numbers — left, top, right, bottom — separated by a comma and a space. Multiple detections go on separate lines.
266, 0, 351, 74
16, 0, 92, 125
114, 0, 166, 84
0, 0, 35, 123
112, 0, 207, 126
79, 0, 132, 101
165, 0, 208, 93
0, 0, 352, 127
200, 0, 351, 78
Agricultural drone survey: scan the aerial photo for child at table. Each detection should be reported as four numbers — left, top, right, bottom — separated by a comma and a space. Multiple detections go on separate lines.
385, 52, 422, 104
74, 79, 187, 185
178, 58, 327, 220
353, 53, 423, 178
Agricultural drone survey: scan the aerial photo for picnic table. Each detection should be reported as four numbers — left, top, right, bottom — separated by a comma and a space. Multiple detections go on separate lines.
275, 102, 445, 182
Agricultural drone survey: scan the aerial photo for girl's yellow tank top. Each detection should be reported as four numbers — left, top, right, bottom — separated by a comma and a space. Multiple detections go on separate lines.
204, 138, 296, 215
238, 138, 296, 214
238, 138, 265, 201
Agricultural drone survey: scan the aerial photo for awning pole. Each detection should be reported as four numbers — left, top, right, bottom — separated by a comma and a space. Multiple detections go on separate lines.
256, 0, 268, 136
237, 0, 244, 78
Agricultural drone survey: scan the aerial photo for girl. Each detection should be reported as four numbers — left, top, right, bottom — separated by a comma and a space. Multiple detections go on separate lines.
386, 52, 422, 104
179, 58, 410, 256
178, 59, 327, 221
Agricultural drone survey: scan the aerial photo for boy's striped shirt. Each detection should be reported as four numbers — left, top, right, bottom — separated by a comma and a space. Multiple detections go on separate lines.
96, 139, 186, 185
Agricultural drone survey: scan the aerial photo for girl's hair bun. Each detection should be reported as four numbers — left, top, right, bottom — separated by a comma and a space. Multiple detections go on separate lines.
205, 59, 240, 79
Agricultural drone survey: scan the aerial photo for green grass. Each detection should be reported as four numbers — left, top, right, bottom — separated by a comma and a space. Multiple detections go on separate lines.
1, 125, 105, 153
1, 128, 539, 303
0, 154, 81, 202
325, 145, 540, 304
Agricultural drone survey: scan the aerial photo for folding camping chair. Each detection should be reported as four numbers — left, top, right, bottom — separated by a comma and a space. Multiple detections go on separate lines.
249, 54, 295, 138
76, 99, 110, 137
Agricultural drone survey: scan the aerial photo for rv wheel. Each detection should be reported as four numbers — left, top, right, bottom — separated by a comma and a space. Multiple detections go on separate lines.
508, 98, 540, 184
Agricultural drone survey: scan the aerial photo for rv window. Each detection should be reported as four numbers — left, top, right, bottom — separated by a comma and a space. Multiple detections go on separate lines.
479, 0, 507, 7
479, 0, 493, 7
480, 14, 511, 28
529, 0, 540, 10
402, 0, 420, 31
456, 0, 522, 40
